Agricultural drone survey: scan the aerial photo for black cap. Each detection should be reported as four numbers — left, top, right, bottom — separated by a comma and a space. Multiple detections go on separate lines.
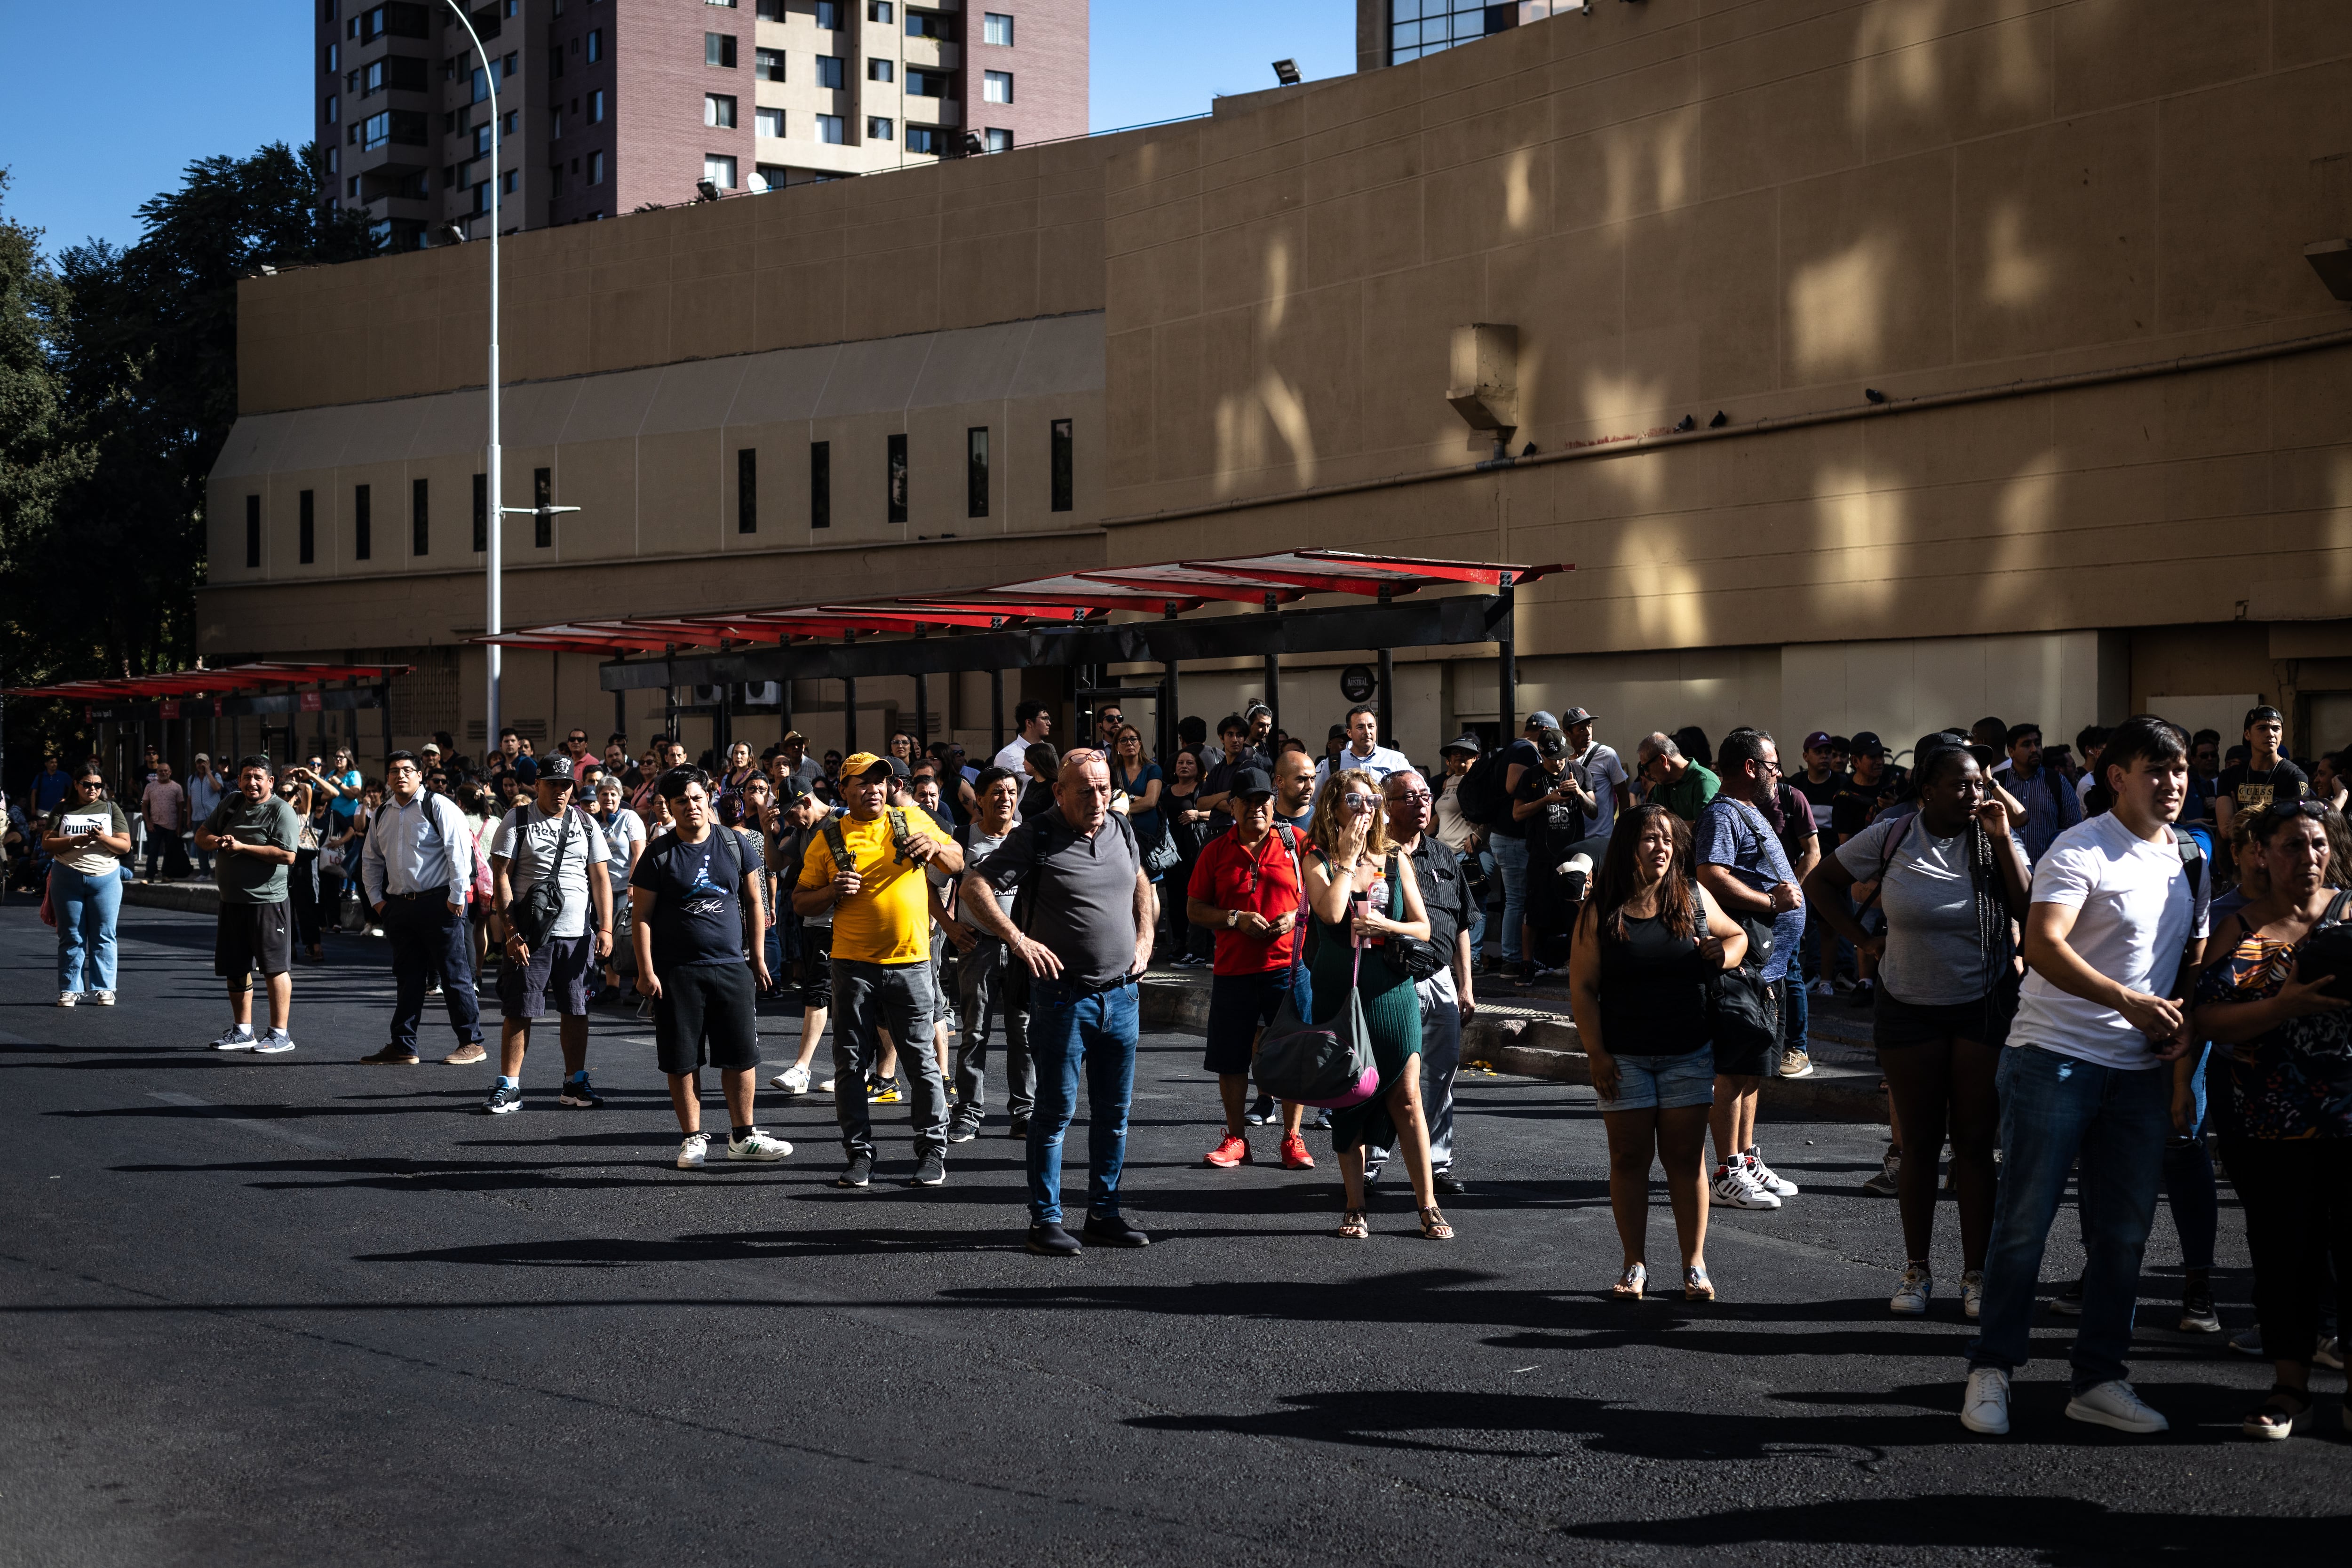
1440, 733, 1482, 756
778, 777, 813, 802
1534, 726, 1568, 760
1851, 731, 1887, 758
534, 755, 572, 785
1560, 707, 1596, 727
1229, 765, 1274, 799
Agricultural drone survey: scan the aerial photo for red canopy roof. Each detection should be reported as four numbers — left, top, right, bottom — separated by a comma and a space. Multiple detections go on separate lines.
476, 551, 1567, 656
5, 661, 413, 702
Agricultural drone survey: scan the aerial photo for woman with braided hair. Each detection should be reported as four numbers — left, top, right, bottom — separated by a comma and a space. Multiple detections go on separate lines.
1804, 733, 2030, 1318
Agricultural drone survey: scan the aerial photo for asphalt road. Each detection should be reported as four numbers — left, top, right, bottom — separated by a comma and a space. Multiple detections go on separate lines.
2, 903, 2344, 1567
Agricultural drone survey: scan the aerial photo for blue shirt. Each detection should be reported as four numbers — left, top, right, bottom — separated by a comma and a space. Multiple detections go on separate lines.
1992, 762, 2083, 864
1693, 796, 1805, 981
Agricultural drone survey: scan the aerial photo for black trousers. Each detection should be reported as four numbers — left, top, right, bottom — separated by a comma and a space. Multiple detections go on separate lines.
384, 894, 482, 1052
2222, 1134, 2352, 1369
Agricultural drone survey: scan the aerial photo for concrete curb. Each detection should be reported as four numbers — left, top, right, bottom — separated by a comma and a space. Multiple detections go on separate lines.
1140, 974, 1883, 1120
120, 882, 222, 915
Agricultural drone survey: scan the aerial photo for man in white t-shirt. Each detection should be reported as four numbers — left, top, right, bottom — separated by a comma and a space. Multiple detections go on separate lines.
1960, 716, 2209, 1441
992, 700, 1053, 774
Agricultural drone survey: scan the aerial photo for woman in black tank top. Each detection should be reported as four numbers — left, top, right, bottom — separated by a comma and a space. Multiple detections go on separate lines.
1568, 804, 1748, 1302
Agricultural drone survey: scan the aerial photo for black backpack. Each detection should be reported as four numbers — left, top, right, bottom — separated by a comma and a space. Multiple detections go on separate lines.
1454, 747, 1515, 828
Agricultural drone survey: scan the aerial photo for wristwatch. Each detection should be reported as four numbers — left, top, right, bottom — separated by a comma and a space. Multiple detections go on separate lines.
1226, 909, 1239, 928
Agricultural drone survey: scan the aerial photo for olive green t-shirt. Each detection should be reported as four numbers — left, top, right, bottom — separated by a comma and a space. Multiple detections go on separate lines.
1655, 761, 1721, 823
203, 794, 302, 904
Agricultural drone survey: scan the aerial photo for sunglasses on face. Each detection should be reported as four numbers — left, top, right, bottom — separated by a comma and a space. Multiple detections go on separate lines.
78, 779, 104, 789
1342, 794, 1376, 811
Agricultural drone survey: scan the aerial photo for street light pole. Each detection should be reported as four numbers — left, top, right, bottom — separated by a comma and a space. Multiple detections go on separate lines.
445, 1, 503, 745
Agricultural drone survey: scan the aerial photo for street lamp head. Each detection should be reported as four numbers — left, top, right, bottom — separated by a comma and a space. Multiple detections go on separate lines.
694, 179, 721, 202
1271, 59, 1301, 86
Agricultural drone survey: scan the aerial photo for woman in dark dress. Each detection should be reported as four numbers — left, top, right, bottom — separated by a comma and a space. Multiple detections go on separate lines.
1305, 767, 1445, 1241
1162, 748, 1215, 964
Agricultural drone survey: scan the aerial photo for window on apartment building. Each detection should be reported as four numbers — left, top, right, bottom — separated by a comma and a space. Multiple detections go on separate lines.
354, 483, 372, 560
1050, 418, 1073, 512
501, 51, 516, 76
707, 0, 737, 7
814, 1, 841, 27
550, 162, 566, 195
886, 434, 908, 523
588, 89, 605, 123
471, 66, 489, 102
810, 440, 832, 528
984, 11, 1012, 46
906, 126, 943, 155
983, 70, 1012, 103
868, 1, 893, 21
705, 153, 738, 187
706, 32, 738, 67
474, 122, 493, 157
815, 55, 843, 88
906, 8, 952, 41
245, 494, 262, 568
501, 167, 517, 194
549, 44, 562, 78
501, 109, 518, 134
907, 69, 953, 97
867, 57, 892, 82
756, 0, 785, 18
589, 149, 605, 183
412, 477, 429, 556
326, 94, 339, 124
299, 490, 316, 565
586, 28, 602, 62
346, 175, 361, 199
755, 47, 785, 82
985, 127, 1012, 152
757, 162, 790, 188
324, 42, 337, 71
549, 107, 563, 137
737, 448, 756, 533
814, 115, 843, 144
472, 472, 487, 551
866, 116, 893, 140
755, 106, 784, 138
705, 93, 738, 127
533, 467, 554, 548
966, 428, 988, 519
328, 147, 340, 174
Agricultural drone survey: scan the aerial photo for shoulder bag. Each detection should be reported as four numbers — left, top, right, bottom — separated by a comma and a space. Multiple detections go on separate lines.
1252, 849, 1380, 1109
507, 804, 576, 949
1695, 888, 1778, 1058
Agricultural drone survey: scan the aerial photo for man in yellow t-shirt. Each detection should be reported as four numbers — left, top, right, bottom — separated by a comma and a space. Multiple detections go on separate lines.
795, 752, 965, 1189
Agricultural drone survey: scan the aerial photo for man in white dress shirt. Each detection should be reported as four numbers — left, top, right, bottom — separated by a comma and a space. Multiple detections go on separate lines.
359, 750, 484, 1066
1310, 705, 1414, 808
992, 701, 1054, 774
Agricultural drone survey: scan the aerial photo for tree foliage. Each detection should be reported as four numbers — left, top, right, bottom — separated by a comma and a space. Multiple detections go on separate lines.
1, 145, 376, 772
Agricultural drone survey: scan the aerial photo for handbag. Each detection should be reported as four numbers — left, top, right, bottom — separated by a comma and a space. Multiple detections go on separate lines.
1251, 852, 1381, 1110
507, 804, 577, 949
1696, 895, 1778, 1056
1144, 826, 1181, 879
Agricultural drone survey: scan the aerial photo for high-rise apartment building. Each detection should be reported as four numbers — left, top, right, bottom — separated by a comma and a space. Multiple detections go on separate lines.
316, 0, 1086, 250
1356, 1, 1575, 70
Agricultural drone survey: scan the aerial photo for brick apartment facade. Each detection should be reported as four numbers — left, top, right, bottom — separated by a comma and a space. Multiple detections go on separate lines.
315, 0, 1085, 249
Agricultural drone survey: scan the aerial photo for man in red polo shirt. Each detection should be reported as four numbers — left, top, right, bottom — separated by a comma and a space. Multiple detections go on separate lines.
1184, 766, 1315, 1170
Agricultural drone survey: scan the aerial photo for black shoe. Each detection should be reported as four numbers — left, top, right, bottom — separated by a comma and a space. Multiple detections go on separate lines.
1245, 1094, 1276, 1125
835, 1154, 874, 1188
1848, 979, 1876, 1009
1026, 1222, 1083, 1256
2050, 1278, 2084, 1317
946, 1118, 979, 1144
909, 1152, 946, 1187
1007, 1114, 1030, 1138
1082, 1213, 1151, 1248
1435, 1173, 1470, 1196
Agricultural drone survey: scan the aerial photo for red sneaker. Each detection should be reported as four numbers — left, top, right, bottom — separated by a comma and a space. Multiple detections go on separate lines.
1280, 1133, 1316, 1170
1204, 1133, 1250, 1168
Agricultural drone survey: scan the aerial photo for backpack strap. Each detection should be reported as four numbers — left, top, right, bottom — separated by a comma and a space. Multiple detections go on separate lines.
2175, 830, 2205, 901
821, 816, 851, 876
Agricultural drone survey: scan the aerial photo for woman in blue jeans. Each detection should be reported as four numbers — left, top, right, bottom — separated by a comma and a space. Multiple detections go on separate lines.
1568, 804, 1747, 1301
43, 770, 132, 1006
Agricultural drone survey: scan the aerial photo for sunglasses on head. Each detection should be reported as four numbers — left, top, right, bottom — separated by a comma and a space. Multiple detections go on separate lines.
2258, 799, 2330, 826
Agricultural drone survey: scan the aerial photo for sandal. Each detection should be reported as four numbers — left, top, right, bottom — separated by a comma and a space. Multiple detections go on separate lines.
1684, 1265, 1716, 1301
2241, 1383, 2310, 1441
1613, 1263, 1647, 1301
1336, 1209, 1369, 1240
1418, 1206, 1454, 1241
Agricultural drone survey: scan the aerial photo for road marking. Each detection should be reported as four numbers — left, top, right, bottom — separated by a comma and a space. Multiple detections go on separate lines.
146, 1090, 338, 1150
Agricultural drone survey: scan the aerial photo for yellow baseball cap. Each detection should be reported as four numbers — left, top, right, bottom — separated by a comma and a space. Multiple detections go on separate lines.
841, 752, 890, 780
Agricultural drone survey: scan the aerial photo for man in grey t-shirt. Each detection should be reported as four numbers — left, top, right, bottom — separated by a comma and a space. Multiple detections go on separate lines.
964, 750, 1152, 1257
487, 756, 614, 1116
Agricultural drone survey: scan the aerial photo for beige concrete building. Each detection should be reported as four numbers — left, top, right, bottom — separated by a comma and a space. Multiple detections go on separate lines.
226, 0, 2352, 771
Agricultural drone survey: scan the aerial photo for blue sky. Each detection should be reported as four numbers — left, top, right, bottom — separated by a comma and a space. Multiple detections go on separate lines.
0, 0, 1356, 258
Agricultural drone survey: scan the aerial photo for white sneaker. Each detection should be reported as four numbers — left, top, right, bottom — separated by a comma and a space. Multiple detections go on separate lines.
2065, 1379, 2168, 1434
1890, 1264, 1932, 1315
56, 991, 77, 1008
728, 1129, 793, 1162
1711, 1162, 1781, 1210
1745, 1147, 1798, 1197
251, 1029, 295, 1054
817, 1077, 837, 1093
676, 1132, 710, 1169
1960, 1367, 2011, 1434
1962, 1269, 1985, 1320
90, 990, 115, 1006
770, 1062, 811, 1095
210, 1025, 258, 1051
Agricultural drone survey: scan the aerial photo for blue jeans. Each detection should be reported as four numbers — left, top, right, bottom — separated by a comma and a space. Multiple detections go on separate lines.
1025, 978, 1138, 1226
1781, 961, 1809, 1055
52, 864, 120, 994
1491, 834, 1529, 965
1968, 1045, 2169, 1391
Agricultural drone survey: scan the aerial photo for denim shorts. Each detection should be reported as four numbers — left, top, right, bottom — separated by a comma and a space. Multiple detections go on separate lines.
1598, 1046, 1716, 1113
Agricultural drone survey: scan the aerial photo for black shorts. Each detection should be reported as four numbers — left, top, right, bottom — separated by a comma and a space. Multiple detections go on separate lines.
794, 922, 834, 1011
1709, 978, 1782, 1077
214, 901, 292, 983
500, 933, 595, 1020
654, 963, 761, 1076
1874, 987, 2006, 1048
1204, 968, 1308, 1076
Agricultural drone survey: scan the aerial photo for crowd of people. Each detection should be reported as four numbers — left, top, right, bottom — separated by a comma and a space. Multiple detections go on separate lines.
12, 697, 2349, 1439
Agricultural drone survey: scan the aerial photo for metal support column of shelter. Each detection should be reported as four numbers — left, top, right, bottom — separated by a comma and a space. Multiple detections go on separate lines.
842, 634, 858, 755
1496, 571, 1517, 739
990, 668, 1004, 755
1375, 584, 1395, 726
777, 677, 792, 741
1262, 593, 1281, 739
914, 633, 929, 758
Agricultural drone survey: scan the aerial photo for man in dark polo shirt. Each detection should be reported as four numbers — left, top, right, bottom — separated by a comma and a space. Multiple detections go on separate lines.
196, 754, 303, 1054
964, 748, 1155, 1257
1365, 769, 1478, 1194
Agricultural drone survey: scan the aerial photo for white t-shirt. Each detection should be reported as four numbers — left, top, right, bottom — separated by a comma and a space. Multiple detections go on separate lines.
1570, 741, 1631, 842
2009, 812, 2210, 1070
493, 803, 596, 940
